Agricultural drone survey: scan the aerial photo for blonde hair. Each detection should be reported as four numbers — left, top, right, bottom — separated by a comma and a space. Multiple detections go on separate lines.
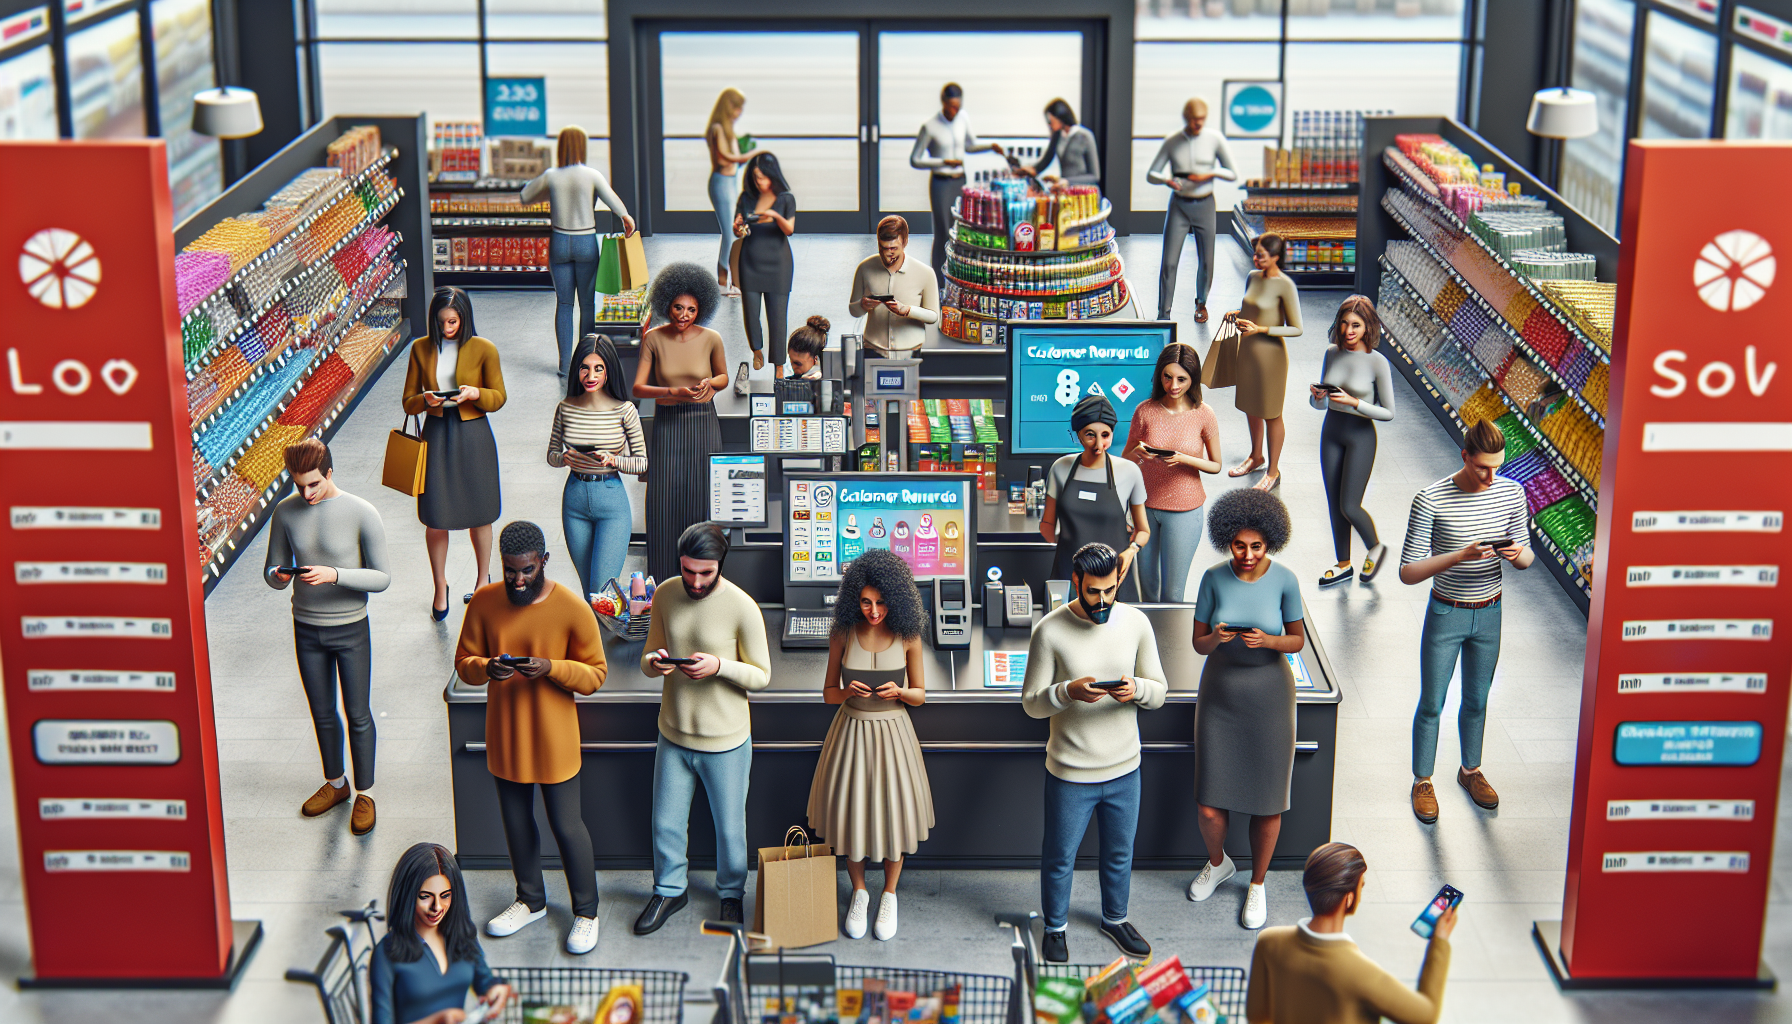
707, 88, 746, 151
1182, 97, 1209, 121
556, 126, 587, 168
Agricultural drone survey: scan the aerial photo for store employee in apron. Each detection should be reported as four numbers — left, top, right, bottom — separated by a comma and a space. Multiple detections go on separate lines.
1040, 395, 1151, 590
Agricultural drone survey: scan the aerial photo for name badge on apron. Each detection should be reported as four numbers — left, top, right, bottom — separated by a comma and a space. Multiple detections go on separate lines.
1077, 489, 1098, 501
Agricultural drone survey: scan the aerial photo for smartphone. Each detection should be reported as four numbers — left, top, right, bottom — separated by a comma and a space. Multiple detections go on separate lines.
272, 565, 306, 575
1090, 679, 1129, 690
658, 655, 698, 666
1411, 885, 1463, 939
1140, 444, 1177, 458
1483, 538, 1515, 549
493, 654, 529, 667
866, 294, 895, 302
429, 389, 460, 399
1313, 382, 1343, 393
567, 443, 601, 454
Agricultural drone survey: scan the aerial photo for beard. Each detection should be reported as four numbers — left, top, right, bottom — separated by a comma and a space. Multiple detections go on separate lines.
506, 572, 548, 606
686, 576, 720, 601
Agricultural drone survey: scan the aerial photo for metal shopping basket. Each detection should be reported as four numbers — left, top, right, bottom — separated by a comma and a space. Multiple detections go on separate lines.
492, 965, 689, 1024
286, 900, 384, 1024
994, 912, 1248, 1024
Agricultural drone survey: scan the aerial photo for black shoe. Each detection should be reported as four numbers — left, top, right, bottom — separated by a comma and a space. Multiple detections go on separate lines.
1041, 928, 1069, 963
633, 892, 688, 935
1099, 920, 1151, 958
720, 897, 743, 924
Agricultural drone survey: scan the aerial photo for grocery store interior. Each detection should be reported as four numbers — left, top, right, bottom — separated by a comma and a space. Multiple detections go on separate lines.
4, 0, 1792, 1022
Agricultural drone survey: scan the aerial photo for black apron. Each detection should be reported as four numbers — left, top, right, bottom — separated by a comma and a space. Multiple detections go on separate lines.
1051, 455, 1136, 584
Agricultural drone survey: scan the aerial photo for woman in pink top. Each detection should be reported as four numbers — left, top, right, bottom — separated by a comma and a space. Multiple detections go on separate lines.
1123, 343, 1222, 601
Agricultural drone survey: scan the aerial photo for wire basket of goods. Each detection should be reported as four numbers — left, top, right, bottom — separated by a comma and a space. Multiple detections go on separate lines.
590, 577, 654, 643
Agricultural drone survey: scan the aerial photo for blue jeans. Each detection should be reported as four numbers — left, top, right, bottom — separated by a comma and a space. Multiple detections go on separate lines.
562, 473, 633, 599
1138, 505, 1206, 603
1041, 768, 1140, 929
709, 172, 739, 275
1413, 597, 1502, 777
652, 736, 752, 900
548, 230, 600, 373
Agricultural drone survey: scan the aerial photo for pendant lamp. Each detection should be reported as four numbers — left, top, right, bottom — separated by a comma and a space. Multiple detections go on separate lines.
191, 86, 264, 139
1525, 87, 1598, 139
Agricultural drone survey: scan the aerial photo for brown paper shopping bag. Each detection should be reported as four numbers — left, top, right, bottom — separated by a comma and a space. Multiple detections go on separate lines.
381, 413, 427, 496
617, 230, 650, 291
752, 826, 837, 950
1201, 312, 1241, 389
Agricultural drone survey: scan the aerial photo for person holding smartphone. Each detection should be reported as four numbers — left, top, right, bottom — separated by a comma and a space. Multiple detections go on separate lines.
807, 550, 932, 941
1187, 489, 1305, 931
548, 334, 646, 599
733, 151, 797, 379
264, 439, 390, 835
455, 521, 606, 955
1245, 843, 1453, 1024
1308, 296, 1397, 587
1022, 542, 1168, 964
371, 842, 512, 1024
847, 216, 940, 357
1122, 343, 1221, 602
911, 83, 1004, 279
637, 524, 771, 935
1398, 419, 1531, 824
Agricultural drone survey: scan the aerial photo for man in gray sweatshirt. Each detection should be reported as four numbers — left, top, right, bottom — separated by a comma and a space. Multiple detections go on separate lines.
1023, 542, 1168, 964
264, 439, 391, 835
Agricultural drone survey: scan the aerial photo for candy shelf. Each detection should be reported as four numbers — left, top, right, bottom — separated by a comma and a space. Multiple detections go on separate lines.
1531, 521, 1593, 612
432, 216, 551, 228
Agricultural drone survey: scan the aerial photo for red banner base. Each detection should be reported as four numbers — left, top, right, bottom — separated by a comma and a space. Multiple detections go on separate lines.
16, 920, 262, 991
1533, 921, 1775, 991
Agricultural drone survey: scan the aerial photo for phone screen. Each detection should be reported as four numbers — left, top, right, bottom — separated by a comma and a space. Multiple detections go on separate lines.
659, 656, 697, 666
1484, 539, 1515, 549
1090, 679, 1127, 690
1411, 885, 1462, 939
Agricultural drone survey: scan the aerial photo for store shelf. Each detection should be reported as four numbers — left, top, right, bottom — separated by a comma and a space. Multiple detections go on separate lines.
1231, 215, 1356, 285
1379, 320, 1471, 443
947, 226, 1114, 256
942, 269, 1125, 300
430, 175, 534, 190
1381, 148, 1609, 364
181, 148, 397, 327
431, 216, 551, 228
1531, 521, 1593, 612
1240, 182, 1359, 194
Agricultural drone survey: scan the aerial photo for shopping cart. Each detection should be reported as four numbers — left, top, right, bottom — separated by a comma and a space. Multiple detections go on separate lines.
493, 965, 690, 1024
286, 899, 384, 1024
993, 913, 1249, 1024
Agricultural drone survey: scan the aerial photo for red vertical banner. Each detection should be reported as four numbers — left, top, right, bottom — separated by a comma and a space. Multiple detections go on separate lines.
1556, 141, 1792, 983
0, 141, 239, 982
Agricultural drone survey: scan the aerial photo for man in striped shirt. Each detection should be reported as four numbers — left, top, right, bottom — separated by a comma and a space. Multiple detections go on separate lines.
1398, 419, 1532, 824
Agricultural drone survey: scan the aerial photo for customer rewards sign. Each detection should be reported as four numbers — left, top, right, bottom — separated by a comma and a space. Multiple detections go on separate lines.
1010, 326, 1168, 454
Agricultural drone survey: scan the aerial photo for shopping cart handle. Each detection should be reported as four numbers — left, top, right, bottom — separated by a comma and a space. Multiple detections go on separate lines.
994, 911, 1039, 930
700, 919, 744, 937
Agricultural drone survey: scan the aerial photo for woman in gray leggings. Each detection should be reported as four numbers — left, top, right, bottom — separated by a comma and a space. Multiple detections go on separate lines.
1308, 295, 1396, 587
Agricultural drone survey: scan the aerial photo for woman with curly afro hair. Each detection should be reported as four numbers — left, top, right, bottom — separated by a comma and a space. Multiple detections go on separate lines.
633, 262, 729, 581
1185, 487, 1306, 932
806, 549, 933, 942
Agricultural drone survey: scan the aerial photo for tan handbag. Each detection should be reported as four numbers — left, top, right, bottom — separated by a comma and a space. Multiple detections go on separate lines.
1202, 312, 1241, 389
381, 412, 427, 496
752, 826, 838, 950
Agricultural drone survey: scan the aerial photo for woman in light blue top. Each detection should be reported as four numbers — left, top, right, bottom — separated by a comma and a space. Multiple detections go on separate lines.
1185, 488, 1306, 933
371, 842, 511, 1024
1307, 295, 1397, 588
521, 126, 636, 376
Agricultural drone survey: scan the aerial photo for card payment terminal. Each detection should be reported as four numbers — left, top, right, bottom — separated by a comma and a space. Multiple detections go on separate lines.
932, 577, 971, 649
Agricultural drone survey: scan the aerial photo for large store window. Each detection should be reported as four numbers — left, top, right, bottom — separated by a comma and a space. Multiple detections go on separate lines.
1727, 43, 1792, 139
1639, 10, 1717, 138
303, 0, 610, 175
1560, 0, 1634, 236
0, 7, 58, 140
152, 0, 223, 222
66, 0, 145, 139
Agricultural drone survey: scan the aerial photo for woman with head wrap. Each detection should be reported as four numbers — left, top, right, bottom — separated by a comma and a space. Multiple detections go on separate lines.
633, 262, 729, 581
1038, 394, 1151, 589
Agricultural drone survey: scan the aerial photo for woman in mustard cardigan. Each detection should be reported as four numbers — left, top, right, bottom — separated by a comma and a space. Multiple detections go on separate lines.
404, 286, 508, 619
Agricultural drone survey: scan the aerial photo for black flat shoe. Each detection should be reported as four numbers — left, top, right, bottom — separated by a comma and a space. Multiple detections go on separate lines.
633, 892, 688, 935
1099, 920, 1151, 958
1042, 928, 1069, 963
432, 602, 449, 622
719, 897, 743, 924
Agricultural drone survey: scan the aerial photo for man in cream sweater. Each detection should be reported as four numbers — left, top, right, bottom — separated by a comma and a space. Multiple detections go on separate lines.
636, 523, 771, 935
1023, 542, 1168, 963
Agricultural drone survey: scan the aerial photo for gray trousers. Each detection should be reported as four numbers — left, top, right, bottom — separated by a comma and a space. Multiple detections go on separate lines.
929, 174, 963, 279
1158, 194, 1217, 318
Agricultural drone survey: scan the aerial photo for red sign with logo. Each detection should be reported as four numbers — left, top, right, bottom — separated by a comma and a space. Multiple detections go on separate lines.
0, 141, 234, 980
1560, 141, 1792, 980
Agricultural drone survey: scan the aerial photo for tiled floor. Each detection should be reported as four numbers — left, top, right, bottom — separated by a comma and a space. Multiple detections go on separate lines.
2, 230, 1790, 1022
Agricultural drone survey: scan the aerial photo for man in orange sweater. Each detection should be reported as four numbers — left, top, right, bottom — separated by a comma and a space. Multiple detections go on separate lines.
456, 520, 607, 955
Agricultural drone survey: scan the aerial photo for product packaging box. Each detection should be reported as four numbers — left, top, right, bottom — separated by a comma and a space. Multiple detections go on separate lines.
468, 236, 488, 266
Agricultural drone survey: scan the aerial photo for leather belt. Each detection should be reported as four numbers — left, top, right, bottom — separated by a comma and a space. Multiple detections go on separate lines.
569, 471, 610, 483
1432, 593, 1501, 610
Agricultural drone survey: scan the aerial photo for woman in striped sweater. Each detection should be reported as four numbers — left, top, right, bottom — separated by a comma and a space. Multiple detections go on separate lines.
548, 334, 647, 597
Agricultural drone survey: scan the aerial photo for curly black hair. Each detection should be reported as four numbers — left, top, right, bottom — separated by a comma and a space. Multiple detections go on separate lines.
646, 261, 721, 328
499, 520, 547, 557
1206, 487, 1292, 554
831, 549, 926, 640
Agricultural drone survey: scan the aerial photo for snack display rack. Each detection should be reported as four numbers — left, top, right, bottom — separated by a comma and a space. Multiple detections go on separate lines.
172, 115, 431, 593
1229, 111, 1380, 287
1357, 117, 1618, 614
939, 178, 1131, 343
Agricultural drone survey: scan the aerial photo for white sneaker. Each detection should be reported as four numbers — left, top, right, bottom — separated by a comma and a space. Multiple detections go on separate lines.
844, 888, 870, 939
486, 901, 546, 937
873, 893, 898, 940
1186, 854, 1236, 902
1240, 883, 1268, 930
565, 915, 599, 954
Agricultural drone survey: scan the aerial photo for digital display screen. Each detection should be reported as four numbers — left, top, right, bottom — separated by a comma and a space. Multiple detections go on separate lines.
1008, 321, 1175, 455
786, 474, 972, 584
708, 454, 766, 527
874, 369, 908, 391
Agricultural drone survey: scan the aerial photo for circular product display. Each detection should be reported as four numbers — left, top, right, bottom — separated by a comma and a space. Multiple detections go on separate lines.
940, 179, 1128, 341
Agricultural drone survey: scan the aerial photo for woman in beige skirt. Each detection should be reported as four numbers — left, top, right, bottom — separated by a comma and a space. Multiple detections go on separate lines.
1227, 232, 1303, 492
807, 549, 933, 941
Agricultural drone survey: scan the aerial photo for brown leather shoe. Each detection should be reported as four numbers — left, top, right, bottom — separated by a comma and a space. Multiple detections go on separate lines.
1458, 768, 1499, 809
302, 782, 351, 817
350, 794, 377, 835
1411, 779, 1439, 823
1194, 304, 1210, 323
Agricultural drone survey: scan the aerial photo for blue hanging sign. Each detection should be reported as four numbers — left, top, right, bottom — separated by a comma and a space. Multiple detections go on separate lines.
1613, 721, 1762, 766
1221, 80, 1283, 139
485, 77, 547, 137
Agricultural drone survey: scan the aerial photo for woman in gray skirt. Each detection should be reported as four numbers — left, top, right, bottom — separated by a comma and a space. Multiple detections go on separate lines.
402, 286, 507, 618
1183, 488, 1305, 931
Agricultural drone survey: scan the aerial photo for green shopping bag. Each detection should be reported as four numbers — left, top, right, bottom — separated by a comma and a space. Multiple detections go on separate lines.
593, 233, 624, 294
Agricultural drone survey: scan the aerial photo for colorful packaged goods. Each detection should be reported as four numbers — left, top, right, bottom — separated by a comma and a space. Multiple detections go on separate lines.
327, 124, 382, 176
1455, 383, 1508, 429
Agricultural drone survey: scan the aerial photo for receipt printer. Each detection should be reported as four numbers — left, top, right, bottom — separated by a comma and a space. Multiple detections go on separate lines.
933, 577, 971, 649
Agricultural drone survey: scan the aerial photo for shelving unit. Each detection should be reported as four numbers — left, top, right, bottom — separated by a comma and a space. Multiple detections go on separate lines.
1231, 183, 1359, 286
1357, 116, 1615, 614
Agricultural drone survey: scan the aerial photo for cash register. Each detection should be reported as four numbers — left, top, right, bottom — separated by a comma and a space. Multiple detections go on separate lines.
779, 471, 977, 648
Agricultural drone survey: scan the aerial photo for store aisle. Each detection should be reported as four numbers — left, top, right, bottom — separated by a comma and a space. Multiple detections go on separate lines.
2, 231, 1791, 1023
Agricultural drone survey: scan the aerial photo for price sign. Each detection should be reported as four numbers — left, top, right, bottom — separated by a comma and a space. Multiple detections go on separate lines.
485, 77, 547, 138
